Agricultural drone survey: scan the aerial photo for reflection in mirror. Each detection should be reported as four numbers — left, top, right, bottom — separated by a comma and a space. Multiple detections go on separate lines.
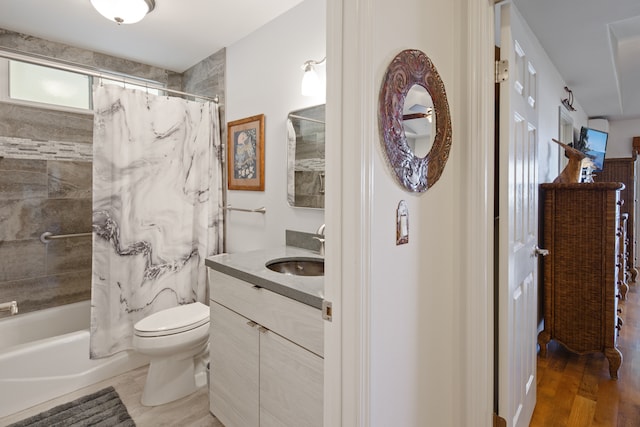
558, 105, 574, 173
403, 84, 435, 158
287, 104, 325, 209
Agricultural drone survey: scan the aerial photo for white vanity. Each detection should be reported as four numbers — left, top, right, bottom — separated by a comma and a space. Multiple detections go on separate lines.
205, 246, 324, 427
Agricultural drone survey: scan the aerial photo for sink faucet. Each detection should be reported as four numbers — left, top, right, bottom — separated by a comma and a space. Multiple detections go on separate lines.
314, 224, 325, 256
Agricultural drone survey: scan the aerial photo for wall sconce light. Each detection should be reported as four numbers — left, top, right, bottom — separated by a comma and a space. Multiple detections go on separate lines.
91, 0, 156, 25
561, 86, 576, 111
301, 57, 326, 96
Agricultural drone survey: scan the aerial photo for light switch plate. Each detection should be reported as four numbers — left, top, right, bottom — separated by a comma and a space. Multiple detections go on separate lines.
396, 200, 409, 245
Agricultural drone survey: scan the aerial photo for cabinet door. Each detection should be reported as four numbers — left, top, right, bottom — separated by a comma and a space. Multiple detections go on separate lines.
209, 301, 259, 427
259, 329, 323, 427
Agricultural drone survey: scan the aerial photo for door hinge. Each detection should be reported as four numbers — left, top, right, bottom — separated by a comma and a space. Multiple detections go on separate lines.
322, 300, 332, 322
495, 59, 509, 83
493, 413, 507, 427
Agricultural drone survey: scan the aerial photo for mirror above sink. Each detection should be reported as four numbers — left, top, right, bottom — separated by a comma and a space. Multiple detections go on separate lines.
287, 104, 325, 209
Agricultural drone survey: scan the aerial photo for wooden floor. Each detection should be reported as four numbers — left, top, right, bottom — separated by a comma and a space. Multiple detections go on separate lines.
0, 365, 223, 427
531, 283, 640, 427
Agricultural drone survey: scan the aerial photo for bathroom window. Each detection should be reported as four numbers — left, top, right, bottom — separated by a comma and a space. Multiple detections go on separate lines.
8, 60, 91, 110
0, 58, 163, 113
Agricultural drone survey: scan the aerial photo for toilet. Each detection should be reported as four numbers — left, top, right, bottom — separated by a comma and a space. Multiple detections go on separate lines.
133, 301, 210, 406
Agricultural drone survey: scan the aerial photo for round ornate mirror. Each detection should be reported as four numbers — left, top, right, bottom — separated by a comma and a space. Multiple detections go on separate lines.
378, 49, 452, 193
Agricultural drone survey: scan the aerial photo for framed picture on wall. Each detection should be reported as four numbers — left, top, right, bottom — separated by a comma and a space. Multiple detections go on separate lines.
227, 114, 265, 191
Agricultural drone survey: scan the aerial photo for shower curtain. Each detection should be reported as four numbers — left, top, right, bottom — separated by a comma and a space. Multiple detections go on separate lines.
90, 84, 223, 358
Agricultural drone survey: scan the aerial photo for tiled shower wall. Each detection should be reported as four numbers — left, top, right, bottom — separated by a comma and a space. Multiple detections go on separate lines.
0, 156, 93, 316
0, 29, 226, 319
0, 97, 95, 318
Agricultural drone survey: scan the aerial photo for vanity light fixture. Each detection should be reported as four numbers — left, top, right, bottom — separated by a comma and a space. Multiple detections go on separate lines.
301, 57, 326, 96
91, 0, 156, 25
561, 86, 576, 112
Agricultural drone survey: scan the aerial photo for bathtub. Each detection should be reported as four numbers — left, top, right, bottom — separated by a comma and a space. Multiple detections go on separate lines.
0, 301, 149, 418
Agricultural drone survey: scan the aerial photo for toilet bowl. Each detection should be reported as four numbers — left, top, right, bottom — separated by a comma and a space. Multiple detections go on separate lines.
133, 301, 210, 406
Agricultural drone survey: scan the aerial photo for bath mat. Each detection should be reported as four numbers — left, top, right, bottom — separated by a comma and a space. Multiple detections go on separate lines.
7, 386, 135, 427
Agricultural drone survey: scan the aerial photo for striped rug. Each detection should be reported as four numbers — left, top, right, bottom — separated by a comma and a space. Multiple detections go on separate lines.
8, 386, 135, 426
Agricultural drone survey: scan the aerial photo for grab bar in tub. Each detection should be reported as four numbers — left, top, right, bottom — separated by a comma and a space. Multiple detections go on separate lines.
40, 231, 92, 244
0, 301, 18, 315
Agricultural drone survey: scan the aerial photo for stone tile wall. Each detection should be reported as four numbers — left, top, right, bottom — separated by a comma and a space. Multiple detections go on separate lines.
0, 157, 92, 317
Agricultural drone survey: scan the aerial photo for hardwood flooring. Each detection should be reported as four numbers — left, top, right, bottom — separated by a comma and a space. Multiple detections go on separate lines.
0, 365, 223, 427
531, 283, 640, 427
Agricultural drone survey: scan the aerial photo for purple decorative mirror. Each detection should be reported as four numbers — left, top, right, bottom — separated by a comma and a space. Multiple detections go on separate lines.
378, 49, 452, 192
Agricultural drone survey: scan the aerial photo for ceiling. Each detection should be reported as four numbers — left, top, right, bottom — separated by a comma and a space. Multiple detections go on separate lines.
0, 0, 303, 73
514, 0, 640, 121
1, 0, 639, 121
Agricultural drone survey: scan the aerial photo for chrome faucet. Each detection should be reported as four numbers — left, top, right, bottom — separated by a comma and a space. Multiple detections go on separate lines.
0, 301, 18, 315
314, 224, 325, 256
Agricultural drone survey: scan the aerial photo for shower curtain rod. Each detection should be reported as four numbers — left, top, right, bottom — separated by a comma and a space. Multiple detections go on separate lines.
0, 47, 219, 103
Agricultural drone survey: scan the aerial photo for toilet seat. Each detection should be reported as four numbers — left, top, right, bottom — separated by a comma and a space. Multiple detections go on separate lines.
134, 302, 209, 338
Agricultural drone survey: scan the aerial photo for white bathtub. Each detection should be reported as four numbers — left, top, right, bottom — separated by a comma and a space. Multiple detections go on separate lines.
0, 301, 149, 418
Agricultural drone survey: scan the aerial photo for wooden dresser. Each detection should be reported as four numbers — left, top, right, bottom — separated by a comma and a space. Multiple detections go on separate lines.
596, 156, 637, 282
538, 182, 624, 379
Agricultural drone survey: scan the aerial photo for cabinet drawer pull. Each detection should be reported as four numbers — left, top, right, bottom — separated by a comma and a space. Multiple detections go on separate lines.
258, 326, 269, 334
247, 321, 258, 328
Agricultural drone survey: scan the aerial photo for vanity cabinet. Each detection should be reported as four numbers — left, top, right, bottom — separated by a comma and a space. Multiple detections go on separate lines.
537, 183, 624, 379
208, 269, 323, 427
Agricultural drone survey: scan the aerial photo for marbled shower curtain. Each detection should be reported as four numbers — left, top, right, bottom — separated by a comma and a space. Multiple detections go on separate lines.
90, 84, 223, 358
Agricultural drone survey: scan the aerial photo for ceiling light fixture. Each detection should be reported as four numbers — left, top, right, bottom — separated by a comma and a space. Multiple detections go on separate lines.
301, 57, 326, 96
91, 0, 156, 25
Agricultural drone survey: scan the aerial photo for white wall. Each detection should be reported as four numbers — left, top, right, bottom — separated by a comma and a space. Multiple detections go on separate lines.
512, 6, 588, 184
341, 0, 462, 427
225, 0, 326, 253
608, 117, 640, 158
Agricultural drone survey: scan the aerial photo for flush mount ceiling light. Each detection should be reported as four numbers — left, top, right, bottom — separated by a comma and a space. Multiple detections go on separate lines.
91, 0, 156, 25
301, 57, 326, 96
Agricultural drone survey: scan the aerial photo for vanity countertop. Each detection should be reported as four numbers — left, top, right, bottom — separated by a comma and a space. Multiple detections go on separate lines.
205, 246, 324, 309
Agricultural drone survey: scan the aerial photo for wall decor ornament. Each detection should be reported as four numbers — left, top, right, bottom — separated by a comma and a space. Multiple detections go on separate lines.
227, 114, 265, 191
378, 49, 452, 192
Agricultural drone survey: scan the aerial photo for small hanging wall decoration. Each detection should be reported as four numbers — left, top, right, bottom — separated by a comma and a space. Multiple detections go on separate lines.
227, 114, 265, 191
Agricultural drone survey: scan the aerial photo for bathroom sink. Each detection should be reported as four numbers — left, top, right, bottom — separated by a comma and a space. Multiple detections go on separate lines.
266, 257, 324, 276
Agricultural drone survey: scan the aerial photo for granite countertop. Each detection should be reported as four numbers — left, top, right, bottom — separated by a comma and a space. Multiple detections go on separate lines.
205, 246, 324, 309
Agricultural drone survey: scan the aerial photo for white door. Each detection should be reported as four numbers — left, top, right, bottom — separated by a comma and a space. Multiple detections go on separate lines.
497, 3, 539, 427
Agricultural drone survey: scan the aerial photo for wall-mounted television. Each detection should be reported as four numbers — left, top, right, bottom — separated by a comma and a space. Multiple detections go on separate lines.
575, 126, 608, 172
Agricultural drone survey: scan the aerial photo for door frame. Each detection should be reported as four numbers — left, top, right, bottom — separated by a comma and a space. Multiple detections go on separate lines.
459, 0, 497, 425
